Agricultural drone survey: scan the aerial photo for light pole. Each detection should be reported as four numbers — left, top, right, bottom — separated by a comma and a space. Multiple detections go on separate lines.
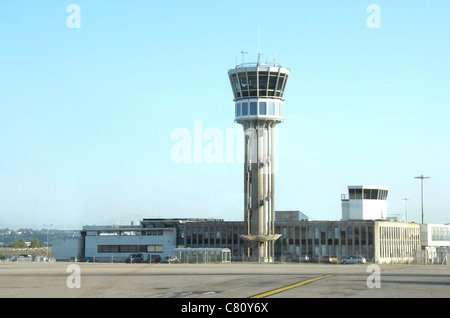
43, 224, 53, 259
414, 175, 430, 224
402, 197, 409, 222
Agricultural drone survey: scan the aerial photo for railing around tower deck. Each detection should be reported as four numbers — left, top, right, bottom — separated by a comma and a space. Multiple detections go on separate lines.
232, 61, 286, 69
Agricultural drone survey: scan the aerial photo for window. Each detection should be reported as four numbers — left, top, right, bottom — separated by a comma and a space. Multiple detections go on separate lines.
354, 226, 360, 246
98, 245, 110, 253
347, 227, 353, 245
334, 226, 339, 245
239, 73, 248, 89
362, 189, 386, 200
237, 103, 241, 116
308, 226, 313, 246
276, 76, 285, 96
341, 226, 346, 243
258, 72, 268, 89
370, 189, 378, 200
268, 102, 275, 115
259, 72, 268, 96
242, 102, 248, 116
368, 227, 374, 246
314, 227, 319, 245
350, 188, 363, 200
349, 189, 355, 199
269, 75, 277, 90
248, 73, 257, 90
361, 227, 367, 245
210, 228, 215, 245
275, 103, 280, 115
248, 72, 257, 96
250, 102, 257, 115
122, 245, 140, 253
232, 74, 240, 91
147, 245, 163, 253
432, 227, 450, 241
120, 230, 140, 236
259, 102, 266, 115
327, 227, 332, 245
143, 230, 163, 236
321, 227, 326, 244
192, 227, 197, 244
98, 231, 119, 236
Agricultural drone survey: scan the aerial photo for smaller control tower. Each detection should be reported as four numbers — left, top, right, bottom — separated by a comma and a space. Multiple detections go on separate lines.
341, 186, 389, 221
228, 53, 290, 262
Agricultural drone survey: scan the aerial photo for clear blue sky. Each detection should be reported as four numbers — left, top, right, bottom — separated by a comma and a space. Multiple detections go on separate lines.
1, 1, 449, 229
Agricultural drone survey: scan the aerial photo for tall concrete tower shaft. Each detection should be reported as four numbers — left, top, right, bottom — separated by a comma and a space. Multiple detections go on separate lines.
228, 59, 290, 262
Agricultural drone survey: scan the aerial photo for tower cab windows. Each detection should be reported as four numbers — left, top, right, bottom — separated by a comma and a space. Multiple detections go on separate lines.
242, 102, 248, 116
259, 102, 266, 115
234, 101, 283, 119
250, 102, 257, 115
349, 188, 388, 200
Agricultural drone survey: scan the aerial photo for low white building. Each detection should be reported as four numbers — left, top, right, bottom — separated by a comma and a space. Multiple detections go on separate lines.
52, 218, 216, 262
420, 223, 450, 264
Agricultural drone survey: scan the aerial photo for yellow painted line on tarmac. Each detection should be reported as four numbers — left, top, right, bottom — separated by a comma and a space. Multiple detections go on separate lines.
250, 274, 335, 298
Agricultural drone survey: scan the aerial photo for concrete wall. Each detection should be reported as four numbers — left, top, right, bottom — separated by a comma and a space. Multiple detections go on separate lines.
52, 238, 83, 260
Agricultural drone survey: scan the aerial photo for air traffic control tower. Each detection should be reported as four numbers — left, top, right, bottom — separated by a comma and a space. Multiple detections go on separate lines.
228, 55, 290, 262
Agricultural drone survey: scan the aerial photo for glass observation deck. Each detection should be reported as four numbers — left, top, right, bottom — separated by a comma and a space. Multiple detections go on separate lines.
228, 63, 290, 122
228, 65, 290, 100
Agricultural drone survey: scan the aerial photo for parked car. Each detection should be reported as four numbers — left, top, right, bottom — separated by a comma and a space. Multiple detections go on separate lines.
148, 255, 161, 263
322, 256, 338, 263
126, 253, 145, 263
161, 256, 179, 264
17, 254, 33, 261
341, 255, 366, 264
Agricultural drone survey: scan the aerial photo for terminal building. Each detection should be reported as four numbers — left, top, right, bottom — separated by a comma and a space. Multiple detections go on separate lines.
52, 186, 449, 264
182, 214, 422, 263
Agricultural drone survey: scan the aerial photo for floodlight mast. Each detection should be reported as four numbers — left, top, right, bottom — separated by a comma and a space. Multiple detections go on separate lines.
414, 175, 430, 224
228, 52, 290, 262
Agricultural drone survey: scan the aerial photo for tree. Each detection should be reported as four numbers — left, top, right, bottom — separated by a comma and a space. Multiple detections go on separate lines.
13, 239, 27, 249
30, 237, 40, 248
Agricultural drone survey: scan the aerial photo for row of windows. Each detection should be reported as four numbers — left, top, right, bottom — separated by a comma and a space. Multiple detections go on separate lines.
96, 230, 164, 236
277, 225, 374, 247
349, 189, 388, 200
186, 225, 245, 245
235, 101, 283, 117
230, 71, 289, 99
431, 227, 450, 241
379, 227, 420, 242
97, 244, 164, 253
185, 224, 374, 247
378, 227, 420, 258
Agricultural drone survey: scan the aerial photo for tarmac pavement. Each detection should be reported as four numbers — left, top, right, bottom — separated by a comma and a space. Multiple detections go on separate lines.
0, 262, 448, 298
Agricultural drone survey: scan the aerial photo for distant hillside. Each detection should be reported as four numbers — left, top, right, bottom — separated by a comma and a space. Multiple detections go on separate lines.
0, 228, 80, 247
